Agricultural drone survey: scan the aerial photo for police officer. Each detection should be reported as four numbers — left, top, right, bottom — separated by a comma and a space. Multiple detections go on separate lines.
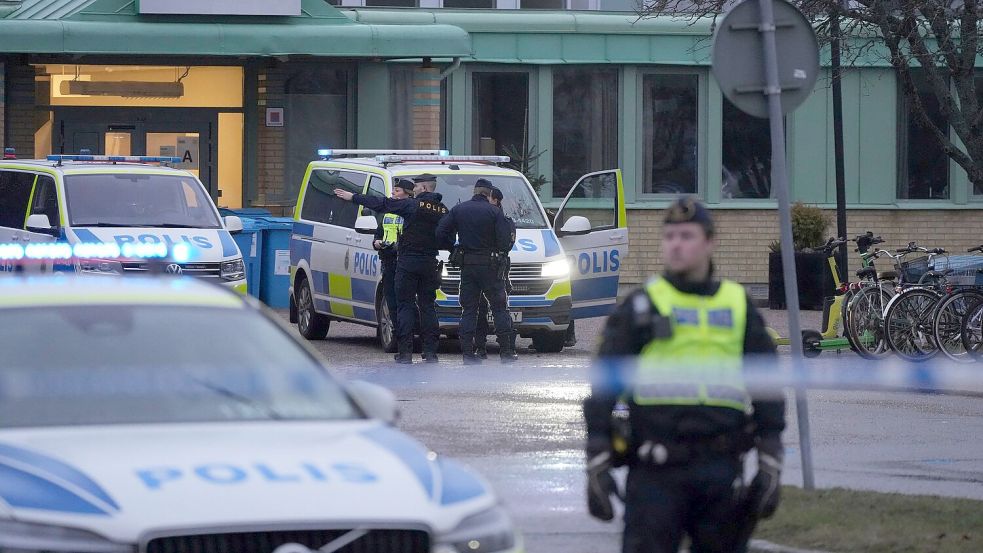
475, 185, 516, 359
436, 178, 516, 364
374, 178, 413, 338
335, 174, 448, 364
583, 197, 785, 553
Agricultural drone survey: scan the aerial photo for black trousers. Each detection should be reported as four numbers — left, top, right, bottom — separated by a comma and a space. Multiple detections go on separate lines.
395, 254, 439, 356
622, 456, 747, 553
459, 264, 511, 354
381, 256, 398, 323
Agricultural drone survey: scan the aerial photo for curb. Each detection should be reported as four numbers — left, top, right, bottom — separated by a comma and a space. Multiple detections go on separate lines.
750, 539, 833, 553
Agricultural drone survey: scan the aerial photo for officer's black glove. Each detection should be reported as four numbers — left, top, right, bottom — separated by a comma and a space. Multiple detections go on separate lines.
586, 439, 621, 522
746, 435, 784, 519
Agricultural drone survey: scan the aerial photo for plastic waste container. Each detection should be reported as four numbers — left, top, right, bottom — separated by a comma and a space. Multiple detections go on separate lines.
230, 217, 263, 299
256, 216, 295, 308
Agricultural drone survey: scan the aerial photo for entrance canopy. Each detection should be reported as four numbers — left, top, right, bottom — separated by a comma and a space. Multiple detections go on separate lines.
0, 0, 471, 58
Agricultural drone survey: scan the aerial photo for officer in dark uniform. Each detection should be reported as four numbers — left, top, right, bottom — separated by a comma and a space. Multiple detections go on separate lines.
475, 185, 516, 359
583, 198, 785, 553
436, 178, 516, 364
374, 178, 413, 337
335, 174, 448, 364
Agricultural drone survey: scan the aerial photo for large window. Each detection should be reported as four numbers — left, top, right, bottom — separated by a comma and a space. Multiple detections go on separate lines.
641, 74, 699, 195
899, 71, 949, 200
722, 97, 774, 199
473, 72, 530, 157
0, 171, 36, 230
300, 170, 366, 228
552, 68, 619, 198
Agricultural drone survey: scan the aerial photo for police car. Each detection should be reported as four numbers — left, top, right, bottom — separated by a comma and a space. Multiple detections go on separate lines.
0, 276, 520, 553
0, 154, 246, 291
289, 150, 628, 353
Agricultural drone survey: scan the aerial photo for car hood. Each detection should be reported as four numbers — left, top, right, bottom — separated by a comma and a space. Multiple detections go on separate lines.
437, 229, 565, 265
68, 227, 241, 261
0, 421, 493, 543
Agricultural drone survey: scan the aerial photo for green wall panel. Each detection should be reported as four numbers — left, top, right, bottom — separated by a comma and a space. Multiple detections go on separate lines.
356, 63, 391, 148
857, 69, 897, 205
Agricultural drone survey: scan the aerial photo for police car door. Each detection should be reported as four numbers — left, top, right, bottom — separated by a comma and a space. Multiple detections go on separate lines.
0, 170, 57, 272
296, 168, 368, 320
554, 169, 628, 319
347, 174, 387, 323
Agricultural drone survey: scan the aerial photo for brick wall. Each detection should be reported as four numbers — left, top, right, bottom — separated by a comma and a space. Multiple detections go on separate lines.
255, 65, 287, 210
411, 67, 441, 149
620, 208, 983, 288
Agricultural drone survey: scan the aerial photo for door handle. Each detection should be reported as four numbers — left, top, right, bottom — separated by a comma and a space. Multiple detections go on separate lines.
9, 235, 19, 242
609, 234, 625, 241
345, 235, 353, 242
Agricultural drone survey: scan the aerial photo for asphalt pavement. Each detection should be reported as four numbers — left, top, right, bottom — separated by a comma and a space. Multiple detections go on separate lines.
277, 309, 983, 553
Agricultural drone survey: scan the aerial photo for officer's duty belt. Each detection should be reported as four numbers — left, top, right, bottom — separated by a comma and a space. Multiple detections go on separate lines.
633, 434, 751, 467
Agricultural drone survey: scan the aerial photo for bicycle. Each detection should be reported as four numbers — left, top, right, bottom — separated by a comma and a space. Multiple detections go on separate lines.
843, 241, 904, 360
930, 245, 983, 362
883, 244, 950, 361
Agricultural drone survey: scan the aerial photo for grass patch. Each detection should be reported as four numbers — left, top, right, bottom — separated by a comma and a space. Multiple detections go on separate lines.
754, 487, 983, 552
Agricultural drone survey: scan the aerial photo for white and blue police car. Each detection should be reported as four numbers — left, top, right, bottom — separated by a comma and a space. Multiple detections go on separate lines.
0, 155, 247, 292
0, 276, 520, 553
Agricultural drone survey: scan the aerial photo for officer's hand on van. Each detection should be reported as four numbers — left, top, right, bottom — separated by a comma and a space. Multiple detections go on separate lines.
586, 439, 621, 522
334, 189, 355, 201
746, 435, 783, 519
373, 240, 383, 250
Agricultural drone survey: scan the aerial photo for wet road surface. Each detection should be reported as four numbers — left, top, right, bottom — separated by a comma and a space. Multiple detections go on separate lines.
277, 311, 983, 552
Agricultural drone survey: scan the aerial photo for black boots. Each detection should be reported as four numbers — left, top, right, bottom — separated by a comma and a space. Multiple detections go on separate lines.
498, 333, 518, 363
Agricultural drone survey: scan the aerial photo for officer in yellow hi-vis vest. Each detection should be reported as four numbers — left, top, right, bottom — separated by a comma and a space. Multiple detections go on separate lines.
373, 178, 414, 330
584, 197, 786, 553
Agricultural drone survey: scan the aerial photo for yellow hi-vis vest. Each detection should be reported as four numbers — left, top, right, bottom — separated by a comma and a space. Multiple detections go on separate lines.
634, 277, 751, 413
382, 213, 403, 244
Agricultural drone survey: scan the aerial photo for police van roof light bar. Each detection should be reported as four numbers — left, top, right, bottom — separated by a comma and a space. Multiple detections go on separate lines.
46, 155, 183, 166
375, 155, 510, 165
316, 149, 449, 160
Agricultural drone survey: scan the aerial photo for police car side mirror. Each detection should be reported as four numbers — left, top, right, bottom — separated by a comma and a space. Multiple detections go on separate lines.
26, 214, 57, 236
347, 380, 399, 425
354, 215, 379, 235
224, 215, 244, 234
557, 215, 592, 237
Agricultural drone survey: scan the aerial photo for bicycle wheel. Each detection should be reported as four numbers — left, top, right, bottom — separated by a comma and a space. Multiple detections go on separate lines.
846, 286, 892, 359
932, 290, 983, 363
885, 288, 943, 362
961, 301, 983, 362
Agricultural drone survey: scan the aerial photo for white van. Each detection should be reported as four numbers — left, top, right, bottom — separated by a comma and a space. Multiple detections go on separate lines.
289, 151, 629, 353
0, 155, 246, 291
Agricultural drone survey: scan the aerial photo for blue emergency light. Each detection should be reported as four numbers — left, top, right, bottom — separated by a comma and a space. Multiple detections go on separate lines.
2, 147, 15, 160
46, 155, 183, 164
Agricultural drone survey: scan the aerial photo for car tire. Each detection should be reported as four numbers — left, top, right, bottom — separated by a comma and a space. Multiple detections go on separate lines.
377, 296, 398, 353
297, 277, 330, 340
532, 330, 565, 353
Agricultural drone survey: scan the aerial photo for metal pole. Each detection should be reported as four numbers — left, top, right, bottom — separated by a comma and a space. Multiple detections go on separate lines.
755, 0, 816, 490
831, 5, 848, 280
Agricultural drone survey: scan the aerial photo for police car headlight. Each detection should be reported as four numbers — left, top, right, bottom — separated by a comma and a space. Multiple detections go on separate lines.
540, 259, 570, 278
221, 257, 245, 281
434, 505, 518, 553
78, 259, 124, 275
0, 519, 134, 553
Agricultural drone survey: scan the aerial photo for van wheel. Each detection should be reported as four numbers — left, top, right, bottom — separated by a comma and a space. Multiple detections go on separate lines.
377, 298, 398, 353
532, 330, 565, 353
297, 278, 330, 340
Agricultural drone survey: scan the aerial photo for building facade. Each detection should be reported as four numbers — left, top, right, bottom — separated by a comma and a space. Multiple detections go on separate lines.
3, 0, 982, 293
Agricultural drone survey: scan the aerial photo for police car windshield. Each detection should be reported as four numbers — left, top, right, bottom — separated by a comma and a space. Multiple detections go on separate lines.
418, 174, 548, 229
64, 174, 222, 229
0, 305, 360, 428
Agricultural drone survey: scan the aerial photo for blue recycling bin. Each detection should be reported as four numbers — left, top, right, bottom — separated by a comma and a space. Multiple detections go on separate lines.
230, 218, 263, 299
256, 216, 295, 308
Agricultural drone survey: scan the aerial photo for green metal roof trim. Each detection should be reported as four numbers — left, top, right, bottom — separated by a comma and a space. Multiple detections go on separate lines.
0, 0, 471, 57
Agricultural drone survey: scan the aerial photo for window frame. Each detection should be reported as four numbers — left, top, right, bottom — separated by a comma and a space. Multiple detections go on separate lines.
0, 169, 41, 230
29, 174, 61, 231
896, 70, 952, 201
634, 68, 706, 202
299, 168, 370, 230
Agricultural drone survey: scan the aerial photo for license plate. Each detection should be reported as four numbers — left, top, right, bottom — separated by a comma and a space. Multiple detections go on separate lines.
487, 312, 522, 323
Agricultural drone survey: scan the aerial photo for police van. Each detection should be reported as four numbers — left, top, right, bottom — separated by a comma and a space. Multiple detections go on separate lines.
0, 155, 247, 291
289, 150, 628, 353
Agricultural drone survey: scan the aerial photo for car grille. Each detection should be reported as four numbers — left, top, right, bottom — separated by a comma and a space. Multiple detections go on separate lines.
441, 262, 551, 296
145, 529, 429, 553
122, 261, 222, 278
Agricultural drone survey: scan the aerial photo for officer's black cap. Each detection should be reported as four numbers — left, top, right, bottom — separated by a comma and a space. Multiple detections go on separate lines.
664, 196, 714, 237
394, 178, 415, 192
413, 173, 438, 184
474, 178, 494, 190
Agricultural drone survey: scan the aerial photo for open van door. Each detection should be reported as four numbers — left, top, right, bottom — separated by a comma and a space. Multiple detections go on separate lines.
555, 169, 628, 320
